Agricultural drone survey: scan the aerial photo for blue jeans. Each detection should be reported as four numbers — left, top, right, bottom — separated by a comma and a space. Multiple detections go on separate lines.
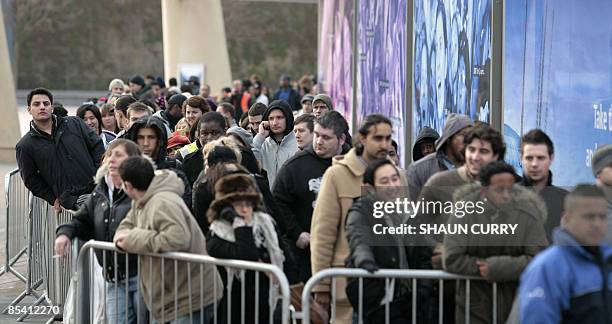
106, 276, 148, 324
153, 303, 215, 324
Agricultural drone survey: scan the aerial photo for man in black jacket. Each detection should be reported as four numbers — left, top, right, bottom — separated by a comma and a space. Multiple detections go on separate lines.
16, 88, 105, 211
272, 111, 349, 282
182, 111, 227, 186
519, 129, 568, 242
124, 115, 192, 207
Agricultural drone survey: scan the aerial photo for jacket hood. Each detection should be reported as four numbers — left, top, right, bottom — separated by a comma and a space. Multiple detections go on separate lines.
227, 126, 254, 148
125, 116, 168, 164
312, 94, 333, 110
413, 126, 440, 161
263, 100, 294, 137
453, 182, 548, 223
137, 170, 185, 207
332, 147, 366, 178
435, 113, 473, 151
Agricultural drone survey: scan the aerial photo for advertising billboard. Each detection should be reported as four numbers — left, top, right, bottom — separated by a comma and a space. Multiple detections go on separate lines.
503, 0, 612, 185
412, 0, 492, 150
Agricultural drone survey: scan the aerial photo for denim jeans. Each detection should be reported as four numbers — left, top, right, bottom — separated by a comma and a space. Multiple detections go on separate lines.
106, 275, 148, 324
153, 303, 215, 324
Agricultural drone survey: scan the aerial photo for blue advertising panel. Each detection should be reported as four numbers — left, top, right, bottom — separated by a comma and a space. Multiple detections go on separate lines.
503, 0, 612, 186
412, 0, 491, 150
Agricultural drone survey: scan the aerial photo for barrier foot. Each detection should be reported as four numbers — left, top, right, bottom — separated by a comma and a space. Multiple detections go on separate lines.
1, 287, 42, 314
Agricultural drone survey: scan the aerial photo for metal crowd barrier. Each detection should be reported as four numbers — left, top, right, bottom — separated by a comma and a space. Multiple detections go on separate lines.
1, 174, 77, 323
0, 169, 30, 283
76, 240, 292, 324
299, 268, 498, 324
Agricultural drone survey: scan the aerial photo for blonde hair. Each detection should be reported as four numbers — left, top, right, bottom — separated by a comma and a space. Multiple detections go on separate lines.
202, 137, 242, 164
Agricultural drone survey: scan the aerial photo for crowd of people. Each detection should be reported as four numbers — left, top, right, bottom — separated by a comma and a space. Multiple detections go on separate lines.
13, 72, 612, 323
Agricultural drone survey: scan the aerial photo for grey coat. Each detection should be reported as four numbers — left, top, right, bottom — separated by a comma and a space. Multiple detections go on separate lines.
406, 114, 473, 200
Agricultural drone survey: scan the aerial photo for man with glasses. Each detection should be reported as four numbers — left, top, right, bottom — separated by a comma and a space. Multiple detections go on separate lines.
16, 87, 105, 212
182, 111, 227, 186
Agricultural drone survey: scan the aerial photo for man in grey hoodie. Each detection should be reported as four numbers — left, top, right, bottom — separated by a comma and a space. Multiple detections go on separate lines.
406, 114, 473, 201
591, 144, 612, 242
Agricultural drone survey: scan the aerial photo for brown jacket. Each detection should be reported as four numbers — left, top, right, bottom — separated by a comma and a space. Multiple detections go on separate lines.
115, 170, 223, 321
443, 183, 548, 324
310, 148, 366, 291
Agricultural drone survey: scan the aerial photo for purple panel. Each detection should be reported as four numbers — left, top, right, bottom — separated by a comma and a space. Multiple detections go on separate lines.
319, 0, 354, 127
357, 0, 407, 166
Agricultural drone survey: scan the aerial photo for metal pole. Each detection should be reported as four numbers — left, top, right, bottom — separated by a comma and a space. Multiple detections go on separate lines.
351, 0, 359, 134
76, 245, 91, 324
405, 0, 415, 164
490, 0, 504, 131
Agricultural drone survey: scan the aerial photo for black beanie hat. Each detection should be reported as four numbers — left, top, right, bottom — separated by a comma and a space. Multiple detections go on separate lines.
207, 146, 238, 168
129, 75, 145, 87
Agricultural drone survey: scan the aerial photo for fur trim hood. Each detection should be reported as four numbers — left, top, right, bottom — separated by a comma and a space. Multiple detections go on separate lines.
452, 182, 548, 223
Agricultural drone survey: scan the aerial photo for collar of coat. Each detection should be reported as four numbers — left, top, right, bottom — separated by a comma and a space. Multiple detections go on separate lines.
552, 228, 612, 261
452, 182, 548, 223
332, 148, 366, 178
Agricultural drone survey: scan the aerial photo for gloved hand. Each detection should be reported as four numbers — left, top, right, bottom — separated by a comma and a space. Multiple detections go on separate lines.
359, 260, 379, 273
220, 205, 239, 222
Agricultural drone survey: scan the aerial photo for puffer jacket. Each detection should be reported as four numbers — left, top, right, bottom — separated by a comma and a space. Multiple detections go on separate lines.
443, 183, 548, 324
56, 165, 136, 281
519, 228, 612, 324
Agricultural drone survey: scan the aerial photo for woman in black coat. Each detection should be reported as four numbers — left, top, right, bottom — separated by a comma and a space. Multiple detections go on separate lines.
54, 139, 147, 324
192, 145, 285, 235
345, 159, 433, 324
206, 173, 299, 324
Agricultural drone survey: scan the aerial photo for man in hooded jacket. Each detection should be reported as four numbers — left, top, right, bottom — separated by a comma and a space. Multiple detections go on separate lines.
253, 100, 298, 187
406, 114, 473, 201
125, 115, 192, 207
443, 161, 548, 324
412, 126, 440, 162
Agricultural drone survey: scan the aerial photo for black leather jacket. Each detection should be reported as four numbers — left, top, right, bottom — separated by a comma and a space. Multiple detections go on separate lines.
56, 177, 137, 281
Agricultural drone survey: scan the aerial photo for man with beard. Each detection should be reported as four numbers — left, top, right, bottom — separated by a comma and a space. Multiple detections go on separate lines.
273, 111, 349, 282
406, 113, 473, 201
310, 114, 393, 323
